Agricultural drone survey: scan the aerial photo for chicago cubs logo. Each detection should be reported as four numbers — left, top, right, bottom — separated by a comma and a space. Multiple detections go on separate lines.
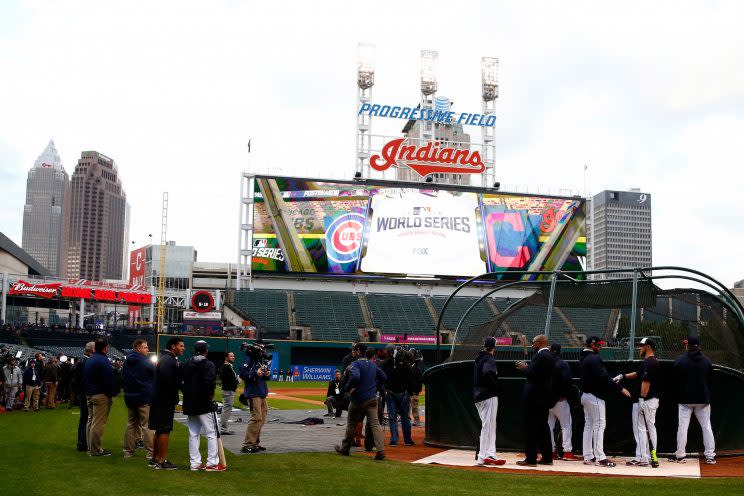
325, 213, 365, 264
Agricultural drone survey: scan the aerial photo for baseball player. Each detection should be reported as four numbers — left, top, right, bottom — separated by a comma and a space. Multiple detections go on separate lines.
580, 336, 631, 468
614, 337, 661, 467
472, 337, 506, 466
548, 344, 577, 460
668, 336, 716, 464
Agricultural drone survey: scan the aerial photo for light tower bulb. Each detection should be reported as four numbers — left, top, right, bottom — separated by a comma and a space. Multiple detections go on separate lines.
357, 43, 376, 90
421, 49, 438, 95
481, 57, 499, 101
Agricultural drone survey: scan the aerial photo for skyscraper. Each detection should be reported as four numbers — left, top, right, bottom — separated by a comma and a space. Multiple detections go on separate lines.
587, 189, 652, 278
60, 151, 129, 281
21, 140, 69, 276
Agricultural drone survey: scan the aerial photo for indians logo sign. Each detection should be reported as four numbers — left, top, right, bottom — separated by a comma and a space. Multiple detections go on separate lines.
9, 280, 61, 299
370, 138, 485, 177
325, 213, 365, 264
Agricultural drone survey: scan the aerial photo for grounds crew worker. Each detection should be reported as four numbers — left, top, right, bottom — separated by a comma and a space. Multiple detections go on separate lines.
669, 336, 716, 465
580, 336, 631, 468
472, 336, 506, 466
614, 337, 661, 467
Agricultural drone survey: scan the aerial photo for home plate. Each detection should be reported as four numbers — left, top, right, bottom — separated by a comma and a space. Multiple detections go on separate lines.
412, 450, 700, 478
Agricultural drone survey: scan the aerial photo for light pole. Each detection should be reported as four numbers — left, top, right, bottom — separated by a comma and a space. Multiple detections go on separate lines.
419, 50, 438, 183
356, 43, 375, 179
481, 57, 499, 188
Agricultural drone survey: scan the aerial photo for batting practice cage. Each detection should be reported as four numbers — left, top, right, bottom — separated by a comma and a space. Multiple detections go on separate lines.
424, 267, 744, 456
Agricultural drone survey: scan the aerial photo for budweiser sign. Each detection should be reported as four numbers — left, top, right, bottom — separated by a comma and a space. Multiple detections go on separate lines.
370, 138, 485, 177
9, 280, 61, 299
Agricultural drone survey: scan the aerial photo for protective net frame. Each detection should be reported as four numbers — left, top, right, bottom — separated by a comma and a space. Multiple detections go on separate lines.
439, 267, 744, 369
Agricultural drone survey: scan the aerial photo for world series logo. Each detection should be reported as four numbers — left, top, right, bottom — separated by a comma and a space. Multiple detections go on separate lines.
325, 213, 365, 264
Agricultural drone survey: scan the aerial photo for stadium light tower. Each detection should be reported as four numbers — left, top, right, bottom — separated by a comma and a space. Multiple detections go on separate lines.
356, 43, 375, 179
419, 50, 438, 175
481, 57, 499, 187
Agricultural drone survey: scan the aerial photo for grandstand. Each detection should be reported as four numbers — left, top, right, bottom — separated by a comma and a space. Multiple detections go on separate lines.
225, 288, 616, 346
294, 291, 366, 341
365, 294, 435, 335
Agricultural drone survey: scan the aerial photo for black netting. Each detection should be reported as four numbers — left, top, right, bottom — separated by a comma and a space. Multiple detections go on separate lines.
446, 278, 744, 369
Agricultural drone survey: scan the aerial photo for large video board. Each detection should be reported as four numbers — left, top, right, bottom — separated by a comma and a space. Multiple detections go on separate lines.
251, 176, 585, 280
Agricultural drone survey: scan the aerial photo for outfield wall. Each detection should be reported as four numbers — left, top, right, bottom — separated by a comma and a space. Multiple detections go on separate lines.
424, 359, 744, 456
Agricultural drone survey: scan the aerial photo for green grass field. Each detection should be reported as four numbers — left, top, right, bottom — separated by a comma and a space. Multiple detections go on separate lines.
1, 399, 742, 496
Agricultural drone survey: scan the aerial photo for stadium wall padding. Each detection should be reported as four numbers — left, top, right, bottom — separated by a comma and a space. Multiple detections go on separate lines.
424, 359, 744, 455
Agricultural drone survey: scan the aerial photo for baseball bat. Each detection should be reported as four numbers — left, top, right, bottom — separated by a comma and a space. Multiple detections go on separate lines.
639, 403, 658, 467
213, 410, 227, 468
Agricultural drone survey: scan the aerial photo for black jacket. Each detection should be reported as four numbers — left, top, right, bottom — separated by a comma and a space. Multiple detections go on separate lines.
522, 348, 555, 407
220, 362, 239, 392
326, 379, 344, 399
122, 351, 155, 407
151, 350, 181, 406
580, 349, 622, 400
552, 356, 573, 403
409, 360, 423, 395
70, 355, 89, 396
380, 355, 412, 394
473, 351, 500, 402
23, 365, 41, 387
182, 355, 217, 416
673, 350, 712, 404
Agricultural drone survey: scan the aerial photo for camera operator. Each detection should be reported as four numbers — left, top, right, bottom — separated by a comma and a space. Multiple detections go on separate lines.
3, 357, 22, 411
379, 344, 415, 446
240, 341, 270, 454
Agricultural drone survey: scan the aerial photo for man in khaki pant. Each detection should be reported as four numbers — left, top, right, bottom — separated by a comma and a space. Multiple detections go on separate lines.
43, 357, 60, 409
84, 338, 115, 456
23, 360, 42, 411
239, 342, 270, 454
122, 339, 155, 460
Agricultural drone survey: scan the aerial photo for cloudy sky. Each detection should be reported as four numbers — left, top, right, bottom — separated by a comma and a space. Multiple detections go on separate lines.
1, 0, 742, 287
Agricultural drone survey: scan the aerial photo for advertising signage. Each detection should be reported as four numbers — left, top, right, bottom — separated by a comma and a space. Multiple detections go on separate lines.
8, 279, 152, 304
251, 176, 586, 280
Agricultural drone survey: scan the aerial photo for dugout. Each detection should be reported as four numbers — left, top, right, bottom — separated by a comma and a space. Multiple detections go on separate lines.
424, 267, 744, 456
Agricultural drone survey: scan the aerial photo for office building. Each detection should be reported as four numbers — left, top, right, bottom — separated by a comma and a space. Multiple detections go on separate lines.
21, 141, 69, 275
61, 151, 129, 280
588, 189, 652, 278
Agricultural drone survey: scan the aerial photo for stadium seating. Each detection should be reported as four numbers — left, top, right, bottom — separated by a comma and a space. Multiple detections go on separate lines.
365, 294, 435, 335
232, 289, 289, 337
558, 307, 612, 336
294, 291, 365, 341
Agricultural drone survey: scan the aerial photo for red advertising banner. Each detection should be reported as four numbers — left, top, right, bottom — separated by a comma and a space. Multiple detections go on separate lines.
128, 306, 141, 326
129, 247, 147, 287
8, 280, 61, 299
8, 278, 152, 304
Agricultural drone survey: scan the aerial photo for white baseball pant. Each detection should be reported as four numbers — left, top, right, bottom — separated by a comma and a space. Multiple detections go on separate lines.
675, 403, 715, 459
631, 398, 659, 463
548, 399, 573, 452
581, 393, 607, 462
475, 396, 498, 464
187, 413, 219, 469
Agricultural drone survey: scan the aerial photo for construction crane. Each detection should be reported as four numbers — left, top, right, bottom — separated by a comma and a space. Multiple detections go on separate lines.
156, 192, 168, 349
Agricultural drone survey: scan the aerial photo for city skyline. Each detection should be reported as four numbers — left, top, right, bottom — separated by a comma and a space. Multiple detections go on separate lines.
1, 1, 743, 287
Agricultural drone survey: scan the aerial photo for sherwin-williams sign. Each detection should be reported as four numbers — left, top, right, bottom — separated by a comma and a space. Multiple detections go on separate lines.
289, 365, 336, 381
